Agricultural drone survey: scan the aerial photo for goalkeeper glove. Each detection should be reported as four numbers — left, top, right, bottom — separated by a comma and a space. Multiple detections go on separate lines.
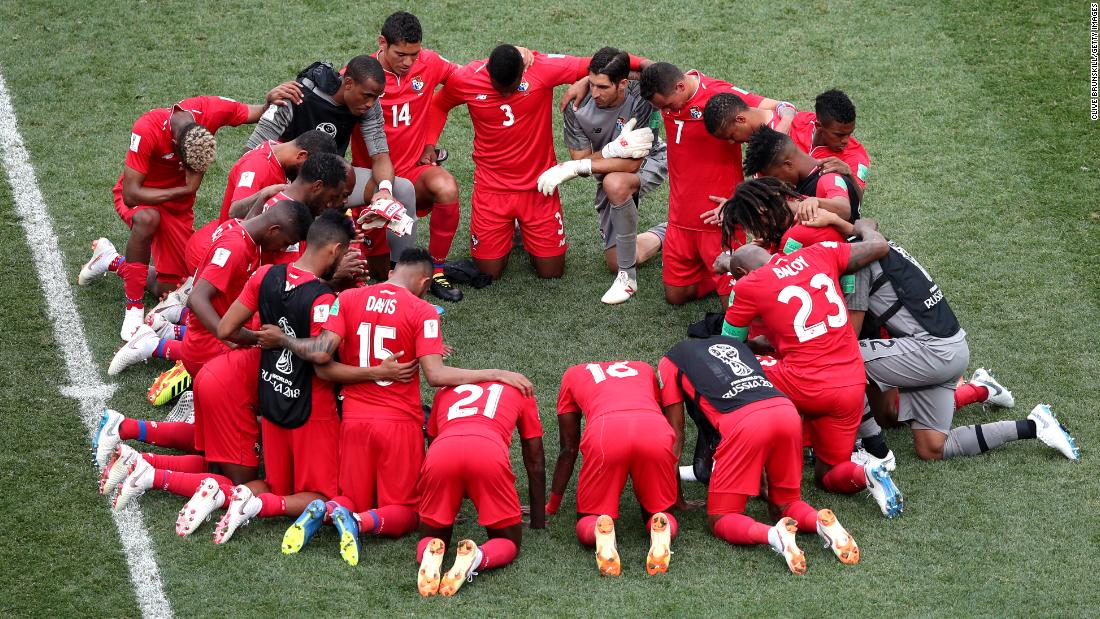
357, 198, 415, 236
600, 117, 653, 159
536, 159, 591, 196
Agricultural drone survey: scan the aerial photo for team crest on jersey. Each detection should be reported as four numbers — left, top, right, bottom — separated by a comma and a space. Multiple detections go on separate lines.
316, 122, 338, 137
517, 80, 529, 92
471, 233, 479, 248
689, 107, 702, 120
411, 75, 425, 91
615, 117, 626, 130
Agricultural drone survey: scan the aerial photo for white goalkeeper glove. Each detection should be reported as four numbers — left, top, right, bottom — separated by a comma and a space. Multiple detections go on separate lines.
601, 117, 653, 159
357, 198, 415, 237
536, 159, 592, 196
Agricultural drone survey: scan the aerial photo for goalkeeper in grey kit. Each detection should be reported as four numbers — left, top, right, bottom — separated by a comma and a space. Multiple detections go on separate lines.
537, 47, 668, 305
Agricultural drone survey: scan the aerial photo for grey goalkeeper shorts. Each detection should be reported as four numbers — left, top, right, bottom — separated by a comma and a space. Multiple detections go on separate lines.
595, 149, 668, 249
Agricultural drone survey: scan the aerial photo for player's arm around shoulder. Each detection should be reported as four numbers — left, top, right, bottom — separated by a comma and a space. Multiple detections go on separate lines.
842, 219, 888, 273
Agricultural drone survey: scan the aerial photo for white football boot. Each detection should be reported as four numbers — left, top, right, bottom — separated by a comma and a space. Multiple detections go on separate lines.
78, 238, 118, 285
850, 446, 897, 472
417, 538, 446, 597
92, 409, 125, 467
146, 278, 192, 325
145, 313, 179, 340
864, 464, 904, 518
1028, 404, 1080, 461
816, 509, 860, 565
593, 514, 621, 577
767, 517, 806, 575
176, 478, 226, 537
109, 325, 158, 375
113, 456, 153, 511
213, 485, 262, 544
969, 368, 1015, 408
601, 270, 638, 305
646, 512, 672, 575
99, 444, 139, 496
439, 539, 481, 597
121, 306, 146, 341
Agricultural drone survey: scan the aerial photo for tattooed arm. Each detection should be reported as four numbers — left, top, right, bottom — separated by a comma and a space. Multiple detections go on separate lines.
256, 325, 341, 365
844, 218, 889, 273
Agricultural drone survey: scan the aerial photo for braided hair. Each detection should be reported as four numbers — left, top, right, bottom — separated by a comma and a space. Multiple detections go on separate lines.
178, 123, 217, 173
720, 177, 802, 251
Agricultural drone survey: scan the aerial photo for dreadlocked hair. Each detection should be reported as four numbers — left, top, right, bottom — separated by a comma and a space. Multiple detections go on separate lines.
720, 177, 802, 251
179, 123, 217, 173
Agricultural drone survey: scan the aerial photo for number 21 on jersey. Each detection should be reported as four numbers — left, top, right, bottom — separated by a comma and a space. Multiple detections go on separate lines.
446, 383, 505, 420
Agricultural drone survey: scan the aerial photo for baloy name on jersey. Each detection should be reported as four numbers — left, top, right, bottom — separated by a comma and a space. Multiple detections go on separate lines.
772, 255, 810, 279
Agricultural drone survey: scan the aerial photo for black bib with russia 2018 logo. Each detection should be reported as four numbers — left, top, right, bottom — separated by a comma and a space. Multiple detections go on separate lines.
257, 264, 332, 429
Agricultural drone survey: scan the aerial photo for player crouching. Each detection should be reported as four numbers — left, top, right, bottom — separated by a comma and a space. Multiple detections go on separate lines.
415, 380, 545, 596
659, 336, 860, 574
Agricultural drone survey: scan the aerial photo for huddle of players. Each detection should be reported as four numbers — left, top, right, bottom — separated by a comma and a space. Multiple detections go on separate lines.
78, 9, 1082, 596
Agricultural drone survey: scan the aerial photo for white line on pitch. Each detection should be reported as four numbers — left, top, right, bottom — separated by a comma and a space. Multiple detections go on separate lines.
0, 71, 174, 619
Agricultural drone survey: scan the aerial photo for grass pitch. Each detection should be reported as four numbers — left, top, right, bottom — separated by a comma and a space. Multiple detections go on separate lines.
1, 0, 1098, 616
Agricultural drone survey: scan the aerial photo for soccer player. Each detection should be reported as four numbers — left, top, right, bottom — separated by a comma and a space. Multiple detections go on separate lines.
245, 55, 418, 263
262, 248, 533, 565
79, 84, 302, 340
788, 89, 870, 200
348, 12, 465, 302
537, 48, 668, 304
741, 126, 859, 222
549, 360, 678, 576
658, 336, 860, 574
720, 218, 905, 517
424, 46, 650, 280
107, 200, 314, 377
842, 223, 1080, 466
415, 380, 545, 597
638, 63, 793, 305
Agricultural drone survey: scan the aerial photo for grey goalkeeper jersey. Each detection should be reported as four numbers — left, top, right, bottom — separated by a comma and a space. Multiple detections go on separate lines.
562, 81, 665, 156
244, 89, 388, 156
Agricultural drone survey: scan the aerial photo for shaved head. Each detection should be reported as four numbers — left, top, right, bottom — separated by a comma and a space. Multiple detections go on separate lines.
729, 243, 771, 279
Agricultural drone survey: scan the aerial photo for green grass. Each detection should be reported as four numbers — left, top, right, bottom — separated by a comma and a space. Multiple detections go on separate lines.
1, 0, 1098, 616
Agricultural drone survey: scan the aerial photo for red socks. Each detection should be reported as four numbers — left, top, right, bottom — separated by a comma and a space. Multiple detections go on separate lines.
695, 276, 718, 299
781, 500, 820, 534
428, 201, 459, 265
575, 515, 599, 547
416, 536, 435, 562
477, 538, 517, 571
821, 461, 868, 494
151, 470, 232, 505
358, 505, 418, 538
712, 513, 771, 545
108, 255, 125, 272
256, 493, 287, 518
153, 339, 184, 360
119, 261, 147, 308
141, 453, 207, 473
118, 419, 195, 452
954, 383, 990, 410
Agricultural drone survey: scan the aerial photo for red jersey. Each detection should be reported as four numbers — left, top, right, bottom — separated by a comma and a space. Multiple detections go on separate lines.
556, 361, 664, 422
351, 49, 459, 174
663, 72, 763, 230
428, 381, 542, 446
113, 96, 250, 207
183, 218, 260, 359
322, 282, 445, 421
238, 263, 337, 417
724, 242, 863, 389
779, 223, 846, 255
219, 140, 287, 221
258, 191, 305, 265
789, 111, 870, 189
426, 52, 591, 191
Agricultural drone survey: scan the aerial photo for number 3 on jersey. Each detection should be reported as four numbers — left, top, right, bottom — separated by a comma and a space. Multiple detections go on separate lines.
356, 322, 397, 385
446, 383, 505, 420
778, 273, 847, 343
391, 103, 411, 128
500, 104, 515, 127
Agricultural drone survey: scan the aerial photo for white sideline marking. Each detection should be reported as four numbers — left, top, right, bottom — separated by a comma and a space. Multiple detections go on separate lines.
0, 72, 174, 619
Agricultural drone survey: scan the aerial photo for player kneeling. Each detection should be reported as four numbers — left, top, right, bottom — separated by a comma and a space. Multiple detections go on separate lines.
549, 360, 679, 576
415, 380, 545, 597
658, 336, 860, 574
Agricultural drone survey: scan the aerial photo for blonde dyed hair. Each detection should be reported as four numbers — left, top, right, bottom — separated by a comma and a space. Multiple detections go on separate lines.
179, 124, 217, 172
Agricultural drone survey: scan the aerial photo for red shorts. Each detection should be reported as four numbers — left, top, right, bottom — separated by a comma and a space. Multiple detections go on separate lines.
261, 413, 339, 498
662, 224, 723, 288
338, 416, 423, 511
358, 229, 390, 257
180, 330, 229, 375
184, 219, 220, 276
113, 192, 194, 284
576, 412, 677, 518
470, 187, 567, 260
192, 348, 260, 466
763, 362, 864, 466
707, 397, 803, 515
417, 433, 521, 529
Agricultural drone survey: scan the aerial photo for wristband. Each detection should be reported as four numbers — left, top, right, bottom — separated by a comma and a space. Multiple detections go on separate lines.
377, 179, 393, 194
